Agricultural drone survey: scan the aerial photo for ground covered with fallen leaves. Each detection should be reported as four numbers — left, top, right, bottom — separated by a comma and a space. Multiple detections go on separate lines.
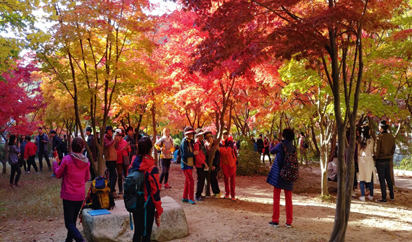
1, 162, 411, 242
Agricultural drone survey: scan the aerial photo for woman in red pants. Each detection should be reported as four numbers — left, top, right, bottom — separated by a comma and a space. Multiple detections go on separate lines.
220, 129, 237, 201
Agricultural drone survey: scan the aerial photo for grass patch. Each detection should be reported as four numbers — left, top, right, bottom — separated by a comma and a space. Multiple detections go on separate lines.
318, 194, 335, 203
0, 162, 88, 220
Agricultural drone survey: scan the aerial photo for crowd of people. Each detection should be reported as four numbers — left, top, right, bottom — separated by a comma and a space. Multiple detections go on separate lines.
327, 120, 396, 203
5, 119, 398, 240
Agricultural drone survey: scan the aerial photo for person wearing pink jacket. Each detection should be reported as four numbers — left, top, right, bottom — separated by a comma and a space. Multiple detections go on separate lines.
115, 129, 131, 195
53, 137, 90, 242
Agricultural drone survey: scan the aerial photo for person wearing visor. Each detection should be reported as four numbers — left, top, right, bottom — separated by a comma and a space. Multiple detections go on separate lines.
180, 126, 198, 204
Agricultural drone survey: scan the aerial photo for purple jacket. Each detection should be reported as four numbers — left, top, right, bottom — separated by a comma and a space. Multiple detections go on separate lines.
53, 153, 90, 201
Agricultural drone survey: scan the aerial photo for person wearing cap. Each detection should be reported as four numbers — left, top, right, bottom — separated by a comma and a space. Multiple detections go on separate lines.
51, 130, 65, 161
204, 131, 221, 198
24, 136, 38, 174
220, 129, 237, 201
104, 125, 119, 197
115, 129, 131, 195
85, 127, 97, 179
374, 120, 395, 203
180, 126, 198, 204
155, 128, 174, 189
35, 127, 51, 172
194, 129, 208, 201
125, 126, 137, 162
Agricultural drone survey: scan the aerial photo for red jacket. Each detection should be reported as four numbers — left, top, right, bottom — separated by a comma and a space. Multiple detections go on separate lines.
116, 139, 131, 164
24, 142, 37, 160
131, 155, 163, 217
220, 139, 237, 168
194, 140, 206, 168
53, 153, 90, 201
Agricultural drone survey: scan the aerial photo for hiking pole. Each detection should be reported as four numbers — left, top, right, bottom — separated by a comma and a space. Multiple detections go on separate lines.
78, 185, 92, 225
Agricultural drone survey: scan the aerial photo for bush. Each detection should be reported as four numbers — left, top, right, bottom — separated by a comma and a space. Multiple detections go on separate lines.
173, 137, 181, 147
236, 136, 269, 176
397, 157, 412, 171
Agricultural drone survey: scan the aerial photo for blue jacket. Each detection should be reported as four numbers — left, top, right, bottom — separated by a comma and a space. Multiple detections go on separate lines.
267, 140, 295, 191
180, 137, 195, 170
35, 133, 49, 153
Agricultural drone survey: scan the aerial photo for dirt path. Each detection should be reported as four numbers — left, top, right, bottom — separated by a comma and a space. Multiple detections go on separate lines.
1, 163, 412, 242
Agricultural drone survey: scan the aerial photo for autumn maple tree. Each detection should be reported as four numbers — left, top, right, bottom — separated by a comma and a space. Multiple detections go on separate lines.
183, 0, 408, 240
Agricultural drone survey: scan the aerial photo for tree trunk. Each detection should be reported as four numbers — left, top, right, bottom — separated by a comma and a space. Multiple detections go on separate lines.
310, 125, 320, 157
152, 102, 158, 166
1, 134, 8, 173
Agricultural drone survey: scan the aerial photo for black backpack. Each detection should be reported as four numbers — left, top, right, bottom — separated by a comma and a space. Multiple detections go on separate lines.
123, 166, 153, 234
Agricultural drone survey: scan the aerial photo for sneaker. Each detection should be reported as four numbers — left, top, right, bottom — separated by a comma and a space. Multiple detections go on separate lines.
359, 196, 365, 201
25, 171, 30, 174
50, 173, 56, 178
35, 172, 39, 174
351, 192, 356, 198
164, 183, 171, 189
367, 195, 373, 201
231, 197, 236, 201
188, 200, 196, 204
285, 223, 292, 228
376, 199, 387, 203
14, 184, 20, 187
182, 198, 189, 203
223, 195, 230, 199
9, 184, 14, 188
214, 192, 221, 198
269, 221, 279, 228
390, 198, 395, 201
195, 197, 202, 202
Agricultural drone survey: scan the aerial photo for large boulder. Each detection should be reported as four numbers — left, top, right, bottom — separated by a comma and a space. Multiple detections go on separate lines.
82, 196, 188, 242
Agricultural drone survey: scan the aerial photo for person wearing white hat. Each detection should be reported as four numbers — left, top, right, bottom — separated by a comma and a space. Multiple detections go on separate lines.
180, 126, 198, 204
194, 129, 208, 201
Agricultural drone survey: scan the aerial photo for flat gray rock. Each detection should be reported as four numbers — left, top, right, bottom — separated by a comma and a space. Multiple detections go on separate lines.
82, 196, 188, 242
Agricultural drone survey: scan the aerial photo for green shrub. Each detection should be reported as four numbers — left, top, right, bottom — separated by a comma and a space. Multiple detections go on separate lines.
236, 136, 269, 176
397, 157, 412, 171
173, 137, 182, 147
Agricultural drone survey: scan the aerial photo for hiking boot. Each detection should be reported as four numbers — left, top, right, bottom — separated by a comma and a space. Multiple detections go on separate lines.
285, 223, 292, 228
359, 196, 365, 201
195, 197, 202, 202
367, 195, 373, 201
269, 222, 279, 228
188, 200, 196, 204
182, 198, 189, 203
164, 183, 171, 189
376, 199, 387, 203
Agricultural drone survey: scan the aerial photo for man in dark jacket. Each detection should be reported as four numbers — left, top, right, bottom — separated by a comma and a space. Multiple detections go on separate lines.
51, 130, 65, 161
35, 127, 51, 172
374, 120, 396, 203
85, 127, 97, 179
